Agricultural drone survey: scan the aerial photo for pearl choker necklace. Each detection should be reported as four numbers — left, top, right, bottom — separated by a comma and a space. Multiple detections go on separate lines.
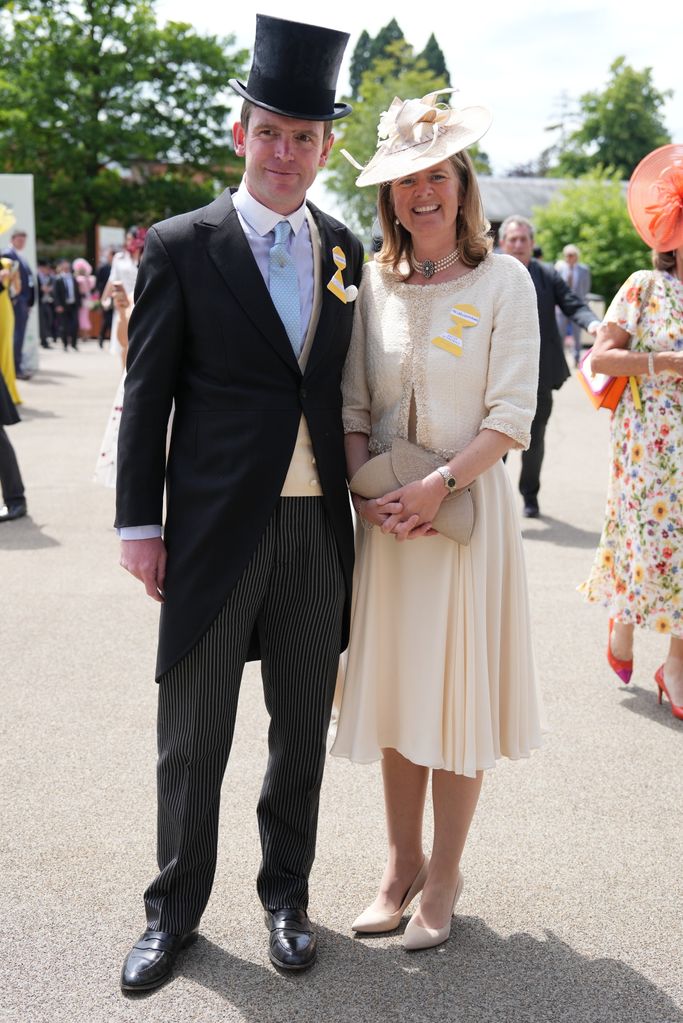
412, 248, 460, 279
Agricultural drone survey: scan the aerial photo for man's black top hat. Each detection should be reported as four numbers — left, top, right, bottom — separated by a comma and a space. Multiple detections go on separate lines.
229, 15, 352, 122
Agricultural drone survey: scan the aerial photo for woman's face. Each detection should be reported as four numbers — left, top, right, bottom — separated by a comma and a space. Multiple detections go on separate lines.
390, 160, 461, 248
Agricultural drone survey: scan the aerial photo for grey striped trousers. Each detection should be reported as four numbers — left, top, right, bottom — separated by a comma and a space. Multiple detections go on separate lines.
144, 497, 345, 932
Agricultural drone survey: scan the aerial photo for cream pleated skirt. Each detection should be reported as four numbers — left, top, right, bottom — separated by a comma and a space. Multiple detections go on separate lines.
331, 460, 542, 778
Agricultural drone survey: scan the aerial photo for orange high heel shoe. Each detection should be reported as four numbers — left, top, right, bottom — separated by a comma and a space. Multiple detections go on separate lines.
654, 666, 683, 720
607, 618, 632, 684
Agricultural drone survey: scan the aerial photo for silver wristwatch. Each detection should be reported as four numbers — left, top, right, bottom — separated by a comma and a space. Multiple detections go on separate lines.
436, 465, 457, 492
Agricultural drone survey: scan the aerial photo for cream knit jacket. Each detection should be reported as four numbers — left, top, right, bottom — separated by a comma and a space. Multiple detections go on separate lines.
342, 253, 540, 459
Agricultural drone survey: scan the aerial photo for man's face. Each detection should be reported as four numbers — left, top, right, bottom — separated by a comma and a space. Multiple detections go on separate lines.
12, 233, 26, 251
499, 223, 534, 267
565, 251, 578, 266
233, 108, 334, 216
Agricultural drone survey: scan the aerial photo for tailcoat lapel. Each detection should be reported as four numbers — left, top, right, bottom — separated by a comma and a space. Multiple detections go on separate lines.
196, 189, 301, 375
301, 203, 351, 378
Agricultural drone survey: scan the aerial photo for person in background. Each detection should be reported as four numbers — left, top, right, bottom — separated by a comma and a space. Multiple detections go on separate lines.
555, 244, 592, 366
498, 215, 600, 518
581, 144, 683, 719
116, 15, 362, 989
73, 258, 96, 340
95, 248, 114, 348
37, 261, 56, 348
332, 89, 542, 951
1, 228, 34, 380
54, 259, 81, 351
0, 257, 22, 404
101, 229, 145, 369
0, 364, 26, 522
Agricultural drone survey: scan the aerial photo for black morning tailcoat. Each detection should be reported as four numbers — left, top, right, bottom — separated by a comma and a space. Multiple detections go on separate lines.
527, 259, 597, 391
115, 189, 364, 679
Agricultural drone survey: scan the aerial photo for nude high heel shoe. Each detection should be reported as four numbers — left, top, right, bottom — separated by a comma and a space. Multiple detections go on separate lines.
607, 618, 633, 684
403, 871, 464, 951
352, 857, 429, 933
654, 665, 683, 720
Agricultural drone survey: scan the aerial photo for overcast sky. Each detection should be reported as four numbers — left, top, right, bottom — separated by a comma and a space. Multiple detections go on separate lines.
155, 0, 682, 217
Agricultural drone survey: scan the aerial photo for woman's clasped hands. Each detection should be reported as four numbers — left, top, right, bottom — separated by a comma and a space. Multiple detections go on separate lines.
359, 472, 446, 541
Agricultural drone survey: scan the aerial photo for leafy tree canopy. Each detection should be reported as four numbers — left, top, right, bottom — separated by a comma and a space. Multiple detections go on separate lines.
533, 168, 650, 304
0, 0, 248, 259
327, 39, 490, 239
554, 57, 672, 179
418, 34, 450, 86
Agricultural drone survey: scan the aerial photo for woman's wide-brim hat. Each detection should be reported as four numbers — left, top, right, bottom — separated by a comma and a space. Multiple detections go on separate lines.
229, 14, 351, 122
627, 144, 683, 251
344, 88, 492, 188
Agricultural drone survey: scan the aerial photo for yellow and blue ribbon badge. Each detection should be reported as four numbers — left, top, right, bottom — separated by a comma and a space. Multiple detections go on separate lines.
327, 246, 358, 303
431, 304, 480, 357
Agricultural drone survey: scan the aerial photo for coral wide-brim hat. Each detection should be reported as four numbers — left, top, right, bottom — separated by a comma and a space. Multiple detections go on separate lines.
343, 88, 492, 188
627, 144, 683, 251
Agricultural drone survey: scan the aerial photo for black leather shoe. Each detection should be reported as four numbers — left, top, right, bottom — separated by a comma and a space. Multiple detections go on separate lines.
120, 928, 199, 992
265, 908, 317, 971
522, 500, 539, 518
0, 500, 27, 522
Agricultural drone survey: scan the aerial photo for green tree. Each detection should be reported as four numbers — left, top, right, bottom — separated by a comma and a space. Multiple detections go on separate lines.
326, 40, 489, 238
347, 19, 406, 99
348, 29, 372, 100
555, 57, 672, 179
419, 34, 450, 86
533, 168, 650, 304
0, 0, 248, 259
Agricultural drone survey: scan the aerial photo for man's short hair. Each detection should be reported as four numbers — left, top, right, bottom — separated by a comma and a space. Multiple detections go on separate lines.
11, 228, 27, 238
563, 244, 579, 257
499, 215, 534, 241
239, 100, 333, 143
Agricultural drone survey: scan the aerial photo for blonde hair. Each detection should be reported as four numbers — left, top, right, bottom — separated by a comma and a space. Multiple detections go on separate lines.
375, 151, 492, 279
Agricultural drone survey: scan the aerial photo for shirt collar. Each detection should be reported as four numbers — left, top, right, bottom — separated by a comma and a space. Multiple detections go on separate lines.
233, 178, 307, 237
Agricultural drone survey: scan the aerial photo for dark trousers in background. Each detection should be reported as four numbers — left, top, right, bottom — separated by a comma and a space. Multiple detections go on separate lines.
57, 304, 79, 349
519, 387, 554, 503
144, 497, 346, 934
0, 426, 25, 506
39, 301, 55, 346
12, 298, 29, 373
98, 306, 113, 345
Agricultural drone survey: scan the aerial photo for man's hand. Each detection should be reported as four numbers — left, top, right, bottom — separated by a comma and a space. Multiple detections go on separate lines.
120, 537, 167, 602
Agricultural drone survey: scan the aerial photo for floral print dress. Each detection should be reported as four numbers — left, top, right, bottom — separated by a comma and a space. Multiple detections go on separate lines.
581, 269, 683, 637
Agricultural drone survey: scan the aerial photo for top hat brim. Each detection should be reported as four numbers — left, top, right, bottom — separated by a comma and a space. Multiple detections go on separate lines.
229, 78, 351, 122
627, 143, 683, 251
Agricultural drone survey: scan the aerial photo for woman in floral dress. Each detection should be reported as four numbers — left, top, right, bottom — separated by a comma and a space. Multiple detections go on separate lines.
581, 145, 683, 719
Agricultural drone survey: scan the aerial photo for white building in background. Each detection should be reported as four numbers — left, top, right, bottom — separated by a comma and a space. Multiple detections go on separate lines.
0, 174, 39, 374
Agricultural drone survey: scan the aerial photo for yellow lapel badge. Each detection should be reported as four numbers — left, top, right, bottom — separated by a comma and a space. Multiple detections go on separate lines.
431, 304, 480, 357
327, 246, 358, 303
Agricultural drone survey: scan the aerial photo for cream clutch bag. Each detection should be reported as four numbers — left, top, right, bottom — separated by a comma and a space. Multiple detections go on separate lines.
348, 438, 475, 545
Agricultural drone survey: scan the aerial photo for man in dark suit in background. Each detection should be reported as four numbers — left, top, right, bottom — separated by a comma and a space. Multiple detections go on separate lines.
53, 260, 80, 350
2, 228, 34, 378
116, 15, 363, 990
95, 248, 114, 347
499, 216, 599, 517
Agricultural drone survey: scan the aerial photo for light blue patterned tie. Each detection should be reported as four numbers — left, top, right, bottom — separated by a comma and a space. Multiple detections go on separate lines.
269, 220, 302, 356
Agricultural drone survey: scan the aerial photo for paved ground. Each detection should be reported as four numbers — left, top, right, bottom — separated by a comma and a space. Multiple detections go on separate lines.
2, 343, 681, 1023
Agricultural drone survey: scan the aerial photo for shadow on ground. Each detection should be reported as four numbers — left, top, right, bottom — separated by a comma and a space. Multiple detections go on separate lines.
522, 515, 600, 550
132, 920, 682, 1023
0, 516, 59, 550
